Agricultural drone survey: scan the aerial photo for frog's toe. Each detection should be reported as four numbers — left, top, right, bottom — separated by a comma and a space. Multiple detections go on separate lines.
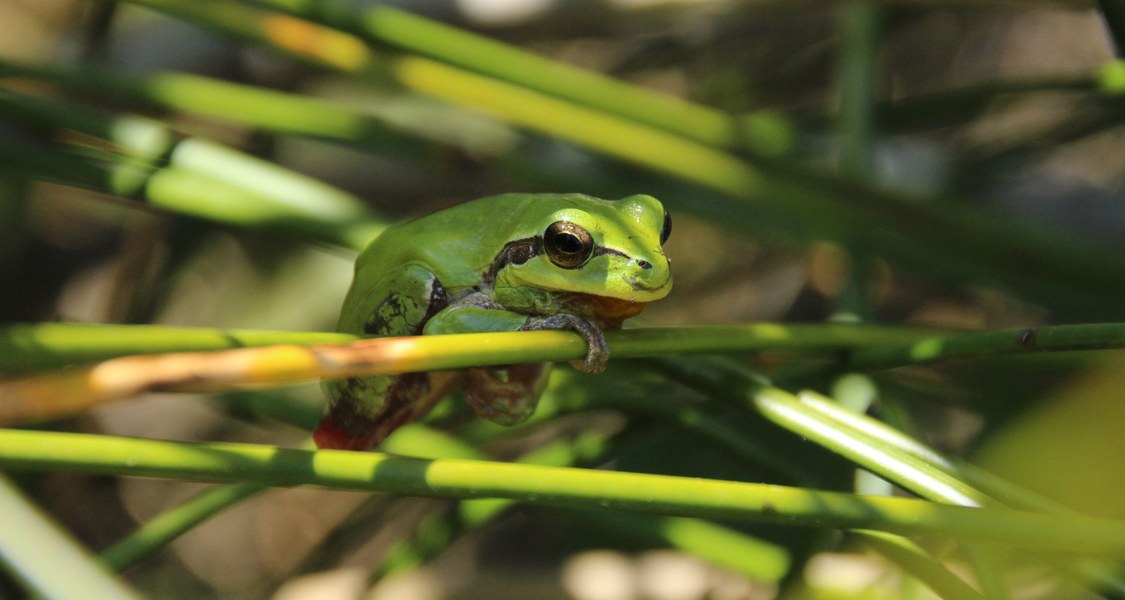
463, 364, 549, 425
570, 318, 609, 373
570, 338, 609, 373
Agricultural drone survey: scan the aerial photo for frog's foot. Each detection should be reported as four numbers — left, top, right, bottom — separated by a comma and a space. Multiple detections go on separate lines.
520, 314, 609, 373
313, 412, 383, 451
316, 372, 460, 451
463, 363, 550, 425
313, 380, 384, 450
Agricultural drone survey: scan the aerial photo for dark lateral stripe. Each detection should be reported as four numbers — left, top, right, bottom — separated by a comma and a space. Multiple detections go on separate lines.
484, 236, 541, 283
593, 247, 629, 259
593, 246, 654, 269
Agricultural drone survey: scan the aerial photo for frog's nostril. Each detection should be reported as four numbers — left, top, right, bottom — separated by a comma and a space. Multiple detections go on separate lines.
637, 260, 652, 269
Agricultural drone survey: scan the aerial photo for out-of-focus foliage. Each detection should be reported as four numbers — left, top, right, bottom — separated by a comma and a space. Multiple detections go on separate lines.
3, 1, 1125, 598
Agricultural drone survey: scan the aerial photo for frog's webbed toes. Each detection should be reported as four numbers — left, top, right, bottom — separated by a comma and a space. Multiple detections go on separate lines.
463, 363, 550, 425
520, 314, 609, 373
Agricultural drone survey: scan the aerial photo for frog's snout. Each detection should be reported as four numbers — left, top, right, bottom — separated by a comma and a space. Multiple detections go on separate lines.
634, 251, 671, 273
625, 254, 671, 293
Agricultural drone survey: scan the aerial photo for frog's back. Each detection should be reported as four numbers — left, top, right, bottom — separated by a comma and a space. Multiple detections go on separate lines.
356, 193, 609, 287
339, 195, 536, 333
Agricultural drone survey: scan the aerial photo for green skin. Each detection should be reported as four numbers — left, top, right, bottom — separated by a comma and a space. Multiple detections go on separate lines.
314, 193, 673, 451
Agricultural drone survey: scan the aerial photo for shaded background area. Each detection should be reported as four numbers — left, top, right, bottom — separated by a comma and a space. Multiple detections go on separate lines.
2, 0, 1125, 598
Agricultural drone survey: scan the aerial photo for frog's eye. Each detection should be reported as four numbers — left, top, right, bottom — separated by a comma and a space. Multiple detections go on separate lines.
544, 221, 594, 269
660, 210, 672, 245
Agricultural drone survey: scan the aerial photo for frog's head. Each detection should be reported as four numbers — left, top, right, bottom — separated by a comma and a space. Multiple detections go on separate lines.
490, 194, 673, 307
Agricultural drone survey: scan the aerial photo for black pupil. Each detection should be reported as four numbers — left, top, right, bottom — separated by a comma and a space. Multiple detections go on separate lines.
661, 211, 672, 244
555, 232, 583, 254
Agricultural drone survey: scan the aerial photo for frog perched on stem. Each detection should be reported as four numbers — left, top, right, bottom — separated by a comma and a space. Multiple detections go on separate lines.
315, 193, 673, 451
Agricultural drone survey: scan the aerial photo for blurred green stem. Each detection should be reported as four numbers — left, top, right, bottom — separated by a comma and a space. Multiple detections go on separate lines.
669, 355, 995, 507
837, 0, 881, 180
857, 530, 987, 600
0, 89, 385, 248
0, 475, 142, 599
98, 482, 265, 572
0, 59, 518, 160
238, 0, 796, 155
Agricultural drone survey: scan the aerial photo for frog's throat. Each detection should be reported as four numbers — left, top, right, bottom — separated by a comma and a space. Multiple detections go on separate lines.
561, 292, 647, 328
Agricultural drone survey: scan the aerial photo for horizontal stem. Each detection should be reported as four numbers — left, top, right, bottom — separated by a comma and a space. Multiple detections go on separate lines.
1, 430, 1124, 557
8, 322, 1125, 424
0, 322, 935, 373
0, 323, 358, 372
841, 322, 1125, 371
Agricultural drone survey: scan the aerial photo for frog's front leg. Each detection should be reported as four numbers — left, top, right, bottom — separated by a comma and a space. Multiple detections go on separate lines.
519, 313, 609, 374
423, 295, 609, 426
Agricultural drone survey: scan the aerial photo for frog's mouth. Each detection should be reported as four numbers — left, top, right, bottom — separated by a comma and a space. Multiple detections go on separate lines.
627, 273, 672, 294
560, 293, 647, 328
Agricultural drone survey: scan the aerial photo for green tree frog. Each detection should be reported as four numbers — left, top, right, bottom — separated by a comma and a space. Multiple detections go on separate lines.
314, 193, 673, 451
